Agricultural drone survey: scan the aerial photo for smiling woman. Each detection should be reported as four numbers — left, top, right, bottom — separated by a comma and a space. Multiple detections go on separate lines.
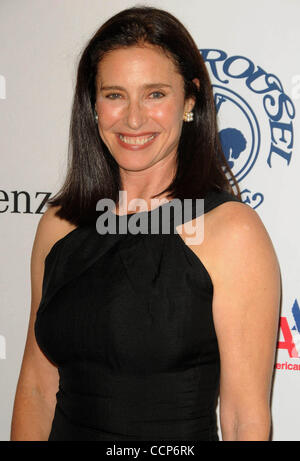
95, 45, 196, 168
38, 5, 241, 224
11, 6, 280, 442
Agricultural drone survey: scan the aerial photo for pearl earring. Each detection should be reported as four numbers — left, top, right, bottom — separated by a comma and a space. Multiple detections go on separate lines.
94, 109, 98, 122
183, 111, 194, 122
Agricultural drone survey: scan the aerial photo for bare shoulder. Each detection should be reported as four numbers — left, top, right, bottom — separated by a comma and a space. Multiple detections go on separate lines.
33, 205, 78, 263
177, 199, 280, 292
207, 200, 279, 269
207, 199, 281, 326
208, 199, 258, 227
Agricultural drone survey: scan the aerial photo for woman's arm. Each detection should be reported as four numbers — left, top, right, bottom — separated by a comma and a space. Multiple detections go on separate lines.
210, 202, 281, 441
10, 207, 73, 440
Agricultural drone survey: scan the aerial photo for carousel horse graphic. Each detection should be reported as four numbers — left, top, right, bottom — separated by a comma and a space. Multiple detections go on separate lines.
215, 94, 247, 169
219, 127, 247, 169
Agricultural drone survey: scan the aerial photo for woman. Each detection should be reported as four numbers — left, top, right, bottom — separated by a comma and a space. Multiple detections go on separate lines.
11, 6, 281, 441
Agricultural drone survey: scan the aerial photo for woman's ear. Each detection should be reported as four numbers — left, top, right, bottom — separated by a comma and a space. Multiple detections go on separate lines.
184, 96, 196, 114
184, 78, 200, 113
192, 78, 200, 91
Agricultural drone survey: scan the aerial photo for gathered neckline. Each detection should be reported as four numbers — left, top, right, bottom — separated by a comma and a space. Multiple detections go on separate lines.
110, 197, 179, 219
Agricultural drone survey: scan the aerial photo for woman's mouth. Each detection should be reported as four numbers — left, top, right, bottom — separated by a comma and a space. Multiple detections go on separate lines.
116, 133, 159, 150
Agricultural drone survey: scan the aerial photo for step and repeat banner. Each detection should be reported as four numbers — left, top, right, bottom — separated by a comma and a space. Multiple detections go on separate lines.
1, 0, 299, 441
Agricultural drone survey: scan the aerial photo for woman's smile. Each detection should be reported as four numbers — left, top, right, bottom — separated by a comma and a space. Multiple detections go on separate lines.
116, 132, 159, 150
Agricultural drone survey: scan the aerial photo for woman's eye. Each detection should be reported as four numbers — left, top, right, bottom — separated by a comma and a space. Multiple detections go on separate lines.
106, 93, 122, 100
149, 91, 165, 99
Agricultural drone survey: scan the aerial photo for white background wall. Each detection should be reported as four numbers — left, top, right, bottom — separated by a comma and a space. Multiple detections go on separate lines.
1, 0, 299, 441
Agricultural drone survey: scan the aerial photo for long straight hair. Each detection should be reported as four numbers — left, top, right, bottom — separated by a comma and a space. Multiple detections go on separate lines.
48, 6, 242, 226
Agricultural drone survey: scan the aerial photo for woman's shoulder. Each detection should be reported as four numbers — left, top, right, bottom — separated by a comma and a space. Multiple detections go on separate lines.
205, 198, 279, 281
202, 197, 265, 257
34, 205, 78, 263
207, 198, 260, 236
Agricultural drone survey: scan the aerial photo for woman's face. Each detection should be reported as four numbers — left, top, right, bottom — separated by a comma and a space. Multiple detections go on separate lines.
95, 45, 195, 171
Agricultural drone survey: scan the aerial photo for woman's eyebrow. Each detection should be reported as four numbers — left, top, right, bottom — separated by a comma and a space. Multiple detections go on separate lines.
100, 83, 172, 91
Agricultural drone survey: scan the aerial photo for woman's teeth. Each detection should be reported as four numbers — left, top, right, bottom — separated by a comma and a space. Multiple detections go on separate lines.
119, 134, 155, 145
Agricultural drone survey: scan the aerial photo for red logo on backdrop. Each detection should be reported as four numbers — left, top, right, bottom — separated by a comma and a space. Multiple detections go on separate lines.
276, 299, 300, 371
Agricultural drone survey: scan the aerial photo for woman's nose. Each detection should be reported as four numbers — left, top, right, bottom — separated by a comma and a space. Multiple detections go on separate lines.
125, 101, 147, 130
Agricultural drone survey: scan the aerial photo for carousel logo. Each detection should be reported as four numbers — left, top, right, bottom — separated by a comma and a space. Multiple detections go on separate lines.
200, 49, 296, 209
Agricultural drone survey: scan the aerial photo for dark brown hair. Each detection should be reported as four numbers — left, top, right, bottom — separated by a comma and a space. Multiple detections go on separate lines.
48, 5, 241, 226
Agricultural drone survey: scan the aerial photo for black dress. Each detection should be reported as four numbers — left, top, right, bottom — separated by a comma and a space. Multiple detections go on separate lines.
34, 188, 242, 441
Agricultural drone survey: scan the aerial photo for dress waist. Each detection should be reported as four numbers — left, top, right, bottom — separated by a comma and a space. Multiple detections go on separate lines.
49, 364, 219, 441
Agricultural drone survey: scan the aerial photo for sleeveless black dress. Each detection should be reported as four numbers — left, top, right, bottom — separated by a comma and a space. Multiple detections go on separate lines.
34, 188, 242, 441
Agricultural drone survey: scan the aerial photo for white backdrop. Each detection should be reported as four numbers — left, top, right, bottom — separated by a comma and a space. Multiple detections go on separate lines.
1, 0, 299, 441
